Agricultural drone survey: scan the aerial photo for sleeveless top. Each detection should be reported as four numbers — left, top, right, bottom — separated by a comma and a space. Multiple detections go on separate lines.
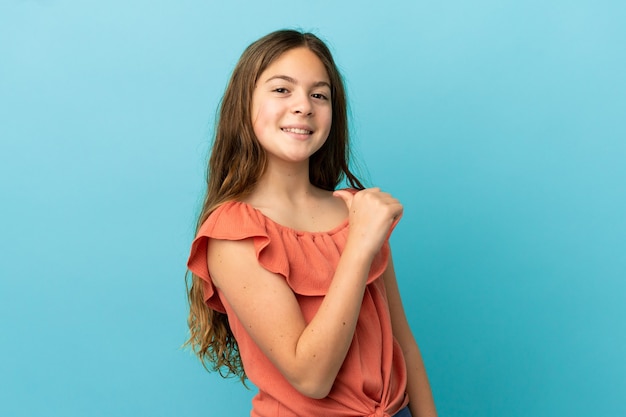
187, 199, 409, 417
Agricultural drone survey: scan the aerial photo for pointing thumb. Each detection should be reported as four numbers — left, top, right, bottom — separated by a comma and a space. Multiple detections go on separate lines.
333, 189, 354, 210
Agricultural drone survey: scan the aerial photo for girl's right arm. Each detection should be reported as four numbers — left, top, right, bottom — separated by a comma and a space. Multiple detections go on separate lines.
207, 188, 402, 399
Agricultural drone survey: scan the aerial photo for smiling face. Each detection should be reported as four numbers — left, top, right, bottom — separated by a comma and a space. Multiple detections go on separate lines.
251, 47, 332, 167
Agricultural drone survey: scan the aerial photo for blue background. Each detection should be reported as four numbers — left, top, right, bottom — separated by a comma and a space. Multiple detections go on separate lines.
1, 1, 625, 416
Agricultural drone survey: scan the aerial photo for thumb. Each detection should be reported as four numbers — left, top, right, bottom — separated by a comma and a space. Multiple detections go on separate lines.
333, 189, 354, 210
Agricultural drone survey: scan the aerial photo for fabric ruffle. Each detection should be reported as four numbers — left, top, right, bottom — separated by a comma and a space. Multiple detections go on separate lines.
187, 198, 396, 311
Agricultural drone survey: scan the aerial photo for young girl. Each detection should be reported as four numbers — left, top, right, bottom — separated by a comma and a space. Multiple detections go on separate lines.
186, 29, 437, 417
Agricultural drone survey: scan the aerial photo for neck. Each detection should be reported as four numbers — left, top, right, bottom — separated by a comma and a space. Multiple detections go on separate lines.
248, 158, 318, 205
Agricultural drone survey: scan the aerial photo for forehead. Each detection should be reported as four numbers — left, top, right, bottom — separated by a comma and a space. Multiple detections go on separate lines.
258, 47, 330, 84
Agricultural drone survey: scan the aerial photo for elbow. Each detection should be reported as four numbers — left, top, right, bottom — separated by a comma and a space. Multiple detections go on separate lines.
290, 376, 333, 399
280, 355, 339, 399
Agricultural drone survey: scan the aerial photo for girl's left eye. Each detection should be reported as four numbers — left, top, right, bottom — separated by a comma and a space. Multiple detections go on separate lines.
311, 93, 328, 100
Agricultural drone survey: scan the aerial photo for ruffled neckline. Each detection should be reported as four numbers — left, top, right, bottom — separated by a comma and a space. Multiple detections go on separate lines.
231, 201, 351, 237
189, 194, 391, 298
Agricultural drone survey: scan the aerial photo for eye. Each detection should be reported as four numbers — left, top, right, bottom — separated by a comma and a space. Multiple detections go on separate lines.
273, 88, 289, 94
311, 93, 329, 100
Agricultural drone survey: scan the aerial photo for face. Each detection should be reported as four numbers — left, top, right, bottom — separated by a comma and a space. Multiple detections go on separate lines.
251, 47, 332, 166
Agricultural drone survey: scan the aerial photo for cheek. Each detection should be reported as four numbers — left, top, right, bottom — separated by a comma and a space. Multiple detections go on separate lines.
322, 110, 333, 135
252, 101, 279, 130
252, 105, 283, 145
250, 104, 265, 136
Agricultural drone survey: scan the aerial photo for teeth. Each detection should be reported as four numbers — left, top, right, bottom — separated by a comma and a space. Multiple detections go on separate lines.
282, 127, 312, 134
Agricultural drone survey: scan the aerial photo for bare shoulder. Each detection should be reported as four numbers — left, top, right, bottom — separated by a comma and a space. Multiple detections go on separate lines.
317, 187, 349, 212
309, 188, 349, 230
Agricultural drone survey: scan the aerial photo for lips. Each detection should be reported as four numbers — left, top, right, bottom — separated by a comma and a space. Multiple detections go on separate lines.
281, 127, 313, 135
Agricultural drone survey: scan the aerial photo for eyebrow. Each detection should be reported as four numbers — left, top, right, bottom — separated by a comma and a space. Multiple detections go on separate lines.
265, 75, 331, 89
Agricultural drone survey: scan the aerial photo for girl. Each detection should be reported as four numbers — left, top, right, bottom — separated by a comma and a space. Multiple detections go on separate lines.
186, 29, 437, 417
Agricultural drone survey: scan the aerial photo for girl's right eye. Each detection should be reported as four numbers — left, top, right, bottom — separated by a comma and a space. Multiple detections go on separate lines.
273, 88, 288, 94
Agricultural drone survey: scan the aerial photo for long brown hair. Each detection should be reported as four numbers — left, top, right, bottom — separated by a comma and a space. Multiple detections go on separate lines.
186, 29, 364, 381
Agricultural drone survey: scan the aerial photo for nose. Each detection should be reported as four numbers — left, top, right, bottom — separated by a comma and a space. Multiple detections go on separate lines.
292, 92, 313, 116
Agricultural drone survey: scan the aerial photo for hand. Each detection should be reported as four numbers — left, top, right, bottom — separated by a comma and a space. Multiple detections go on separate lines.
333, 188, 403, 258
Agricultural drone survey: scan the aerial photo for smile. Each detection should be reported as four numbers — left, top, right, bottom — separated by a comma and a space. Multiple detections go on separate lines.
281, 127, 313, 135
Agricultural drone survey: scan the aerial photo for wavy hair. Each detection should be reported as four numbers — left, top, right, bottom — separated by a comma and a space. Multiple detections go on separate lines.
186, 29, 364, 382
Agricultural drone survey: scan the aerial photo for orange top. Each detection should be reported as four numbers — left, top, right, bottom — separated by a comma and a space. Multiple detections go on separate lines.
187, 200, 409, 417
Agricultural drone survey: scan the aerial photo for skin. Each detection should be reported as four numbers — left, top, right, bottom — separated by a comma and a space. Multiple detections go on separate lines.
207, 47, 437, 415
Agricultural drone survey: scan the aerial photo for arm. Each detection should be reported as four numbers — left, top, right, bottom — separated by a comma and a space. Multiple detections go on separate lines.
207, 188, 402, 398
383, 253, 437, 417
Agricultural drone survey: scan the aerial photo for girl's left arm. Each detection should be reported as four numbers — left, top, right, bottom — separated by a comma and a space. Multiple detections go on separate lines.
383, 251, 438, 417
